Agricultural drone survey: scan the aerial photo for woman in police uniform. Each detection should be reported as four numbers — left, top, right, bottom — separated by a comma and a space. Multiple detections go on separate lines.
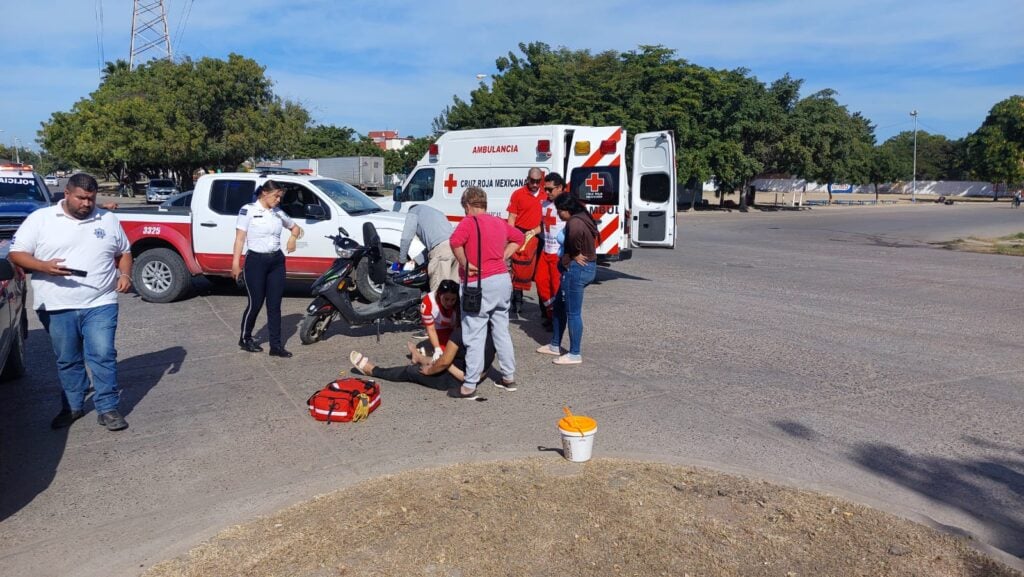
231, 180, 303, 357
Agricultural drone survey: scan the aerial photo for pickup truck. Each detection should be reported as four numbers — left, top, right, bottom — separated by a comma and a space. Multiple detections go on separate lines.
116, 171, 418, 303
0, 242, 28, 381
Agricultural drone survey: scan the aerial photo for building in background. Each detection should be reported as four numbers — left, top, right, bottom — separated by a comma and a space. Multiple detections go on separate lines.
368, 130, 413, 151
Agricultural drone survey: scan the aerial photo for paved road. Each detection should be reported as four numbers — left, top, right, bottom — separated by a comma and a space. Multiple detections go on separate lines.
1, 203, 1022, 576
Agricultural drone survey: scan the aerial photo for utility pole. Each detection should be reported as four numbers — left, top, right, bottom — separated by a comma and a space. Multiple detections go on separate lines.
130, 0, 172, 70
910, 110, 918, 203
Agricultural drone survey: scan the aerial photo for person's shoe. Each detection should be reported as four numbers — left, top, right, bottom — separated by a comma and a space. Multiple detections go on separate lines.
536, 344, 561, 356
239, 338, 263, 353
269, 347, 293, 358
447, 387, 482, 400
494, 379, 518, 392
553, 354, 583, 365
97, 410, 129, 431
50, 408, 84, 429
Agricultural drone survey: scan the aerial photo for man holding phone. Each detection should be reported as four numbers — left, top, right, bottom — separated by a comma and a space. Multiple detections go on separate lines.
10, 173, 134, 431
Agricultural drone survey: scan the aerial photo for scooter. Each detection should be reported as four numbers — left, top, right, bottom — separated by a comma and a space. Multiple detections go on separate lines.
299, 222, 426, 345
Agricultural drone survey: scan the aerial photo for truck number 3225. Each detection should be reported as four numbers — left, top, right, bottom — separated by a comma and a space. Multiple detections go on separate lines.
142, 226, 162, 235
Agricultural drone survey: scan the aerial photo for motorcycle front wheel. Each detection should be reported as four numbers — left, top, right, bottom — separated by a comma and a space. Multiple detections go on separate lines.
299, 309, 335, 344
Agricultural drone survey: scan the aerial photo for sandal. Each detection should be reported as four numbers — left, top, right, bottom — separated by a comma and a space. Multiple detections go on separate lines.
552, 354, 582, 365
536, 344, 561, 356
349, 351, 371, 375
494, 379, 517, 391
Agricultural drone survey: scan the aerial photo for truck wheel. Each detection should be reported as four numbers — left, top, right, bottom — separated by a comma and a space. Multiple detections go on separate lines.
134, 248, 192, 303
299, 310, 334, 344
0, 314, 27, 381
356, 246, 399, 303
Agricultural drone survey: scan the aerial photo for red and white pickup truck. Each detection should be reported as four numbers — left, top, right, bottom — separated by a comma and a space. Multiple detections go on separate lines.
117, 171, 417, 303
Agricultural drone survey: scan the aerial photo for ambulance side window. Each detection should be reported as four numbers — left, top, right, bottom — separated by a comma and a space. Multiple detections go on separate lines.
405, 169, 435, 202
639, 173, 671, 203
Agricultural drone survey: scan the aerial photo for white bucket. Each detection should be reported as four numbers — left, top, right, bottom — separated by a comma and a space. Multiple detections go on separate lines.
559, 417, 597, 462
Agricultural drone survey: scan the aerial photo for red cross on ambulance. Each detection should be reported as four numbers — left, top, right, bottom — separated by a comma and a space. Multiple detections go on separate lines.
444, 173, 458, 195
585, 172, 605, 193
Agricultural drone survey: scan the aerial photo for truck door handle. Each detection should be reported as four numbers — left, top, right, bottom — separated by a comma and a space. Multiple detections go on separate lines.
200, 222, 217, 227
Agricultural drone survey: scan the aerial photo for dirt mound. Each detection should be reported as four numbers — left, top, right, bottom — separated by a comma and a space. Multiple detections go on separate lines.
145, 459, 1020, 577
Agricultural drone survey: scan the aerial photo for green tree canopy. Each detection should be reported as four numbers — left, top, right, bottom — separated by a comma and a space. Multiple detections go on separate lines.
40, 54, 310, 188
963, 95, 1024, 186
878, 130, 959, 181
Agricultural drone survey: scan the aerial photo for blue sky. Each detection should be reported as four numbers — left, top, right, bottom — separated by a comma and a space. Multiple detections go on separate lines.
3, 0, 1022, 152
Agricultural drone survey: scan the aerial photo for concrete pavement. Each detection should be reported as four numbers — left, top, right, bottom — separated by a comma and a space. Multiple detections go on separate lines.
1, 202, 1022, 576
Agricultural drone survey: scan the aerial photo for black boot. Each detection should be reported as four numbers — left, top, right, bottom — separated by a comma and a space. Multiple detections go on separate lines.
509, 289, 522, 319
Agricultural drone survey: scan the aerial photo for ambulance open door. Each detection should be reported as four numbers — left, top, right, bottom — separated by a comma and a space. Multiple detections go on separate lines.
630, 131, 676, 248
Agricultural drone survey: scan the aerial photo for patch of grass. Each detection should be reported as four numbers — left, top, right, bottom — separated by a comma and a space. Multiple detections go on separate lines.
940, 233, 1024, 257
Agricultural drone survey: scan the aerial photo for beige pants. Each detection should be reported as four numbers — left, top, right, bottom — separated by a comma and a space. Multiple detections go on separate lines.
427, 240, 460, 293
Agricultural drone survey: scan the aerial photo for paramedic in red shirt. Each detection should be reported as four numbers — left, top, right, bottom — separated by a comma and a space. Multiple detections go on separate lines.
506, 167, 544, 318
420, 279, 460, 356
535, 172, 567, 331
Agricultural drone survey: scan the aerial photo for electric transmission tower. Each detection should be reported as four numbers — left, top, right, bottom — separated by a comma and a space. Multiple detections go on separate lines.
129, 0, 172, 70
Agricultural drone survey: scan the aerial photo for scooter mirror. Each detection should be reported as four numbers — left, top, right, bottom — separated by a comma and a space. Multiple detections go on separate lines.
338, 227, 349, 237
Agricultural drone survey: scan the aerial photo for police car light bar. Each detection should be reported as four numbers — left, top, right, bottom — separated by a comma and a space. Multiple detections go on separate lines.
0, 164, 33, 172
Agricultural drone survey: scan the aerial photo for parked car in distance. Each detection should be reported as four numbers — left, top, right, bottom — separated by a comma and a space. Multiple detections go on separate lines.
0, 243, 28, 381
44, 174, 59, 187
0, 163, 59, 240
145, 179, 180, 204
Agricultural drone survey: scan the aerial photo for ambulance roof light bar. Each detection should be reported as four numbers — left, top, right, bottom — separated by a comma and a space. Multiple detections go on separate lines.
428, 143, 439, 161
537, 139, 551, 158
600, 139, 616, 155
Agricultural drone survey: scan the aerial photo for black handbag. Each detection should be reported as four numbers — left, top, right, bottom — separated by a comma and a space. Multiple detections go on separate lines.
461, 217, 483, 314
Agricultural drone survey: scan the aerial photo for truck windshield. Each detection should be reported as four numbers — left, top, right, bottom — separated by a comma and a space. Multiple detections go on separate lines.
312, 179, 383, 216
0, 176, 47, 203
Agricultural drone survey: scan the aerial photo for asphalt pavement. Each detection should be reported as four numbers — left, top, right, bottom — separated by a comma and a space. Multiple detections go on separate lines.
1, 202, 1022, 576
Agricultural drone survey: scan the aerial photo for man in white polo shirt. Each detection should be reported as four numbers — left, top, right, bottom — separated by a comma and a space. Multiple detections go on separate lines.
10, 173, 134, 431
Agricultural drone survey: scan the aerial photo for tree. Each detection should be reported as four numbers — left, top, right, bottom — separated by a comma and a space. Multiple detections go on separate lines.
40, 54, 310, 189
878, 130, 958, 181
869, 146, 902, 200
791, 90, 875, 203
963, 95, 1024, 187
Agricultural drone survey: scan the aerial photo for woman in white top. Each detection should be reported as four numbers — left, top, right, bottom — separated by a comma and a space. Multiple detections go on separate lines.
232, 180, 303, 357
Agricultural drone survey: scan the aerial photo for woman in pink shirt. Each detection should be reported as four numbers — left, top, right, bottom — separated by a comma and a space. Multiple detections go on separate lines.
448, 187, 524, 399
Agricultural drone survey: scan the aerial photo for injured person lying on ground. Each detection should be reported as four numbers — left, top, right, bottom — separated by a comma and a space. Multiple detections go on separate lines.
349, 326, 498, 400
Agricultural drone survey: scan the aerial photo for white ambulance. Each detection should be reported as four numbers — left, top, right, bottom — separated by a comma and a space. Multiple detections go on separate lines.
387, 125, 676, 262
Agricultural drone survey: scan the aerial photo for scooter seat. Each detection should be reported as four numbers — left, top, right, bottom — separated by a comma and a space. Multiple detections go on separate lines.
380, 283, 421, 307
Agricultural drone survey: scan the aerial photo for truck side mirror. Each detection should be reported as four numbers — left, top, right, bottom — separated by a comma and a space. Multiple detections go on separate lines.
392, 186, 403, 202
304, 204, 328, 220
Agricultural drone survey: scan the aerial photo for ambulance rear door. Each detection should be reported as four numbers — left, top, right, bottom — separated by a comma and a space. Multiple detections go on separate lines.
629, 131, 676, 248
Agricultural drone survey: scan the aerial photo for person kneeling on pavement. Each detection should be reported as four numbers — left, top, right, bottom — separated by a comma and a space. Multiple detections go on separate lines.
349, 326, 498, 399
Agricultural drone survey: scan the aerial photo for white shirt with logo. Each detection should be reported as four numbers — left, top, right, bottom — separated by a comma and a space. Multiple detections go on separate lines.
235, 202, 295, 253
10, 203, 130, 311
540, 200, 566, 255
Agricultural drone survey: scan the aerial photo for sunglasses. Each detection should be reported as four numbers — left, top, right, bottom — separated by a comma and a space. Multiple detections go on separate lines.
544, 186, 555, 192
527, 178, 542, 184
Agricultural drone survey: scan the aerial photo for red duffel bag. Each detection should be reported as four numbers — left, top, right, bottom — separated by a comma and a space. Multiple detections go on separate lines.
307, 377, 381, 423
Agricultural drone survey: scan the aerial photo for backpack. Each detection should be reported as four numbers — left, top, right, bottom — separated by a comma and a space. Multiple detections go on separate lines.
307, 377, 381, 423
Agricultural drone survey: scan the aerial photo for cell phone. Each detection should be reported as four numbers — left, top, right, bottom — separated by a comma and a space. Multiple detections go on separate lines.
61, 267, 88, 277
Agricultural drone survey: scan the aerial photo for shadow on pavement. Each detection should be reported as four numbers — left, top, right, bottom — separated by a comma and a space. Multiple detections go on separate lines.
772, 419, 1024, 558
0, 341, 185, 522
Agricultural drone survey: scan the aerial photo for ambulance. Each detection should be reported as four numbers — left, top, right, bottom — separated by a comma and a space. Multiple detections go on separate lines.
388, 125, 676, 261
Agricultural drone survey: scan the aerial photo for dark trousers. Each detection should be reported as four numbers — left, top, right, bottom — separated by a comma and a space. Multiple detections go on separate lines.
371, 365, 459, 390
240, 250, 286, 348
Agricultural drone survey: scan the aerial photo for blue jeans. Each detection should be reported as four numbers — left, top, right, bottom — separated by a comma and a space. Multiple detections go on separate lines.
38, 304, 120, 414
550, 260, 596, 356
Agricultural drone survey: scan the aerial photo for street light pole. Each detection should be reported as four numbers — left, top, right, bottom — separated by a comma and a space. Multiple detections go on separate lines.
910, 110, 918, 203
13, 136, 20, 164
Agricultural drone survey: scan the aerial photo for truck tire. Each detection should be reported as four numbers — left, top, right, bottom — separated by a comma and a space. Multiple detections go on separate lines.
134, 248, 192, 303
1, 314, 27, 381
355, 246, 399, 303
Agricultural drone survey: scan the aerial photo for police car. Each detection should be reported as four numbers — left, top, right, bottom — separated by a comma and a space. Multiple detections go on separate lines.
0, 164, 58, 240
